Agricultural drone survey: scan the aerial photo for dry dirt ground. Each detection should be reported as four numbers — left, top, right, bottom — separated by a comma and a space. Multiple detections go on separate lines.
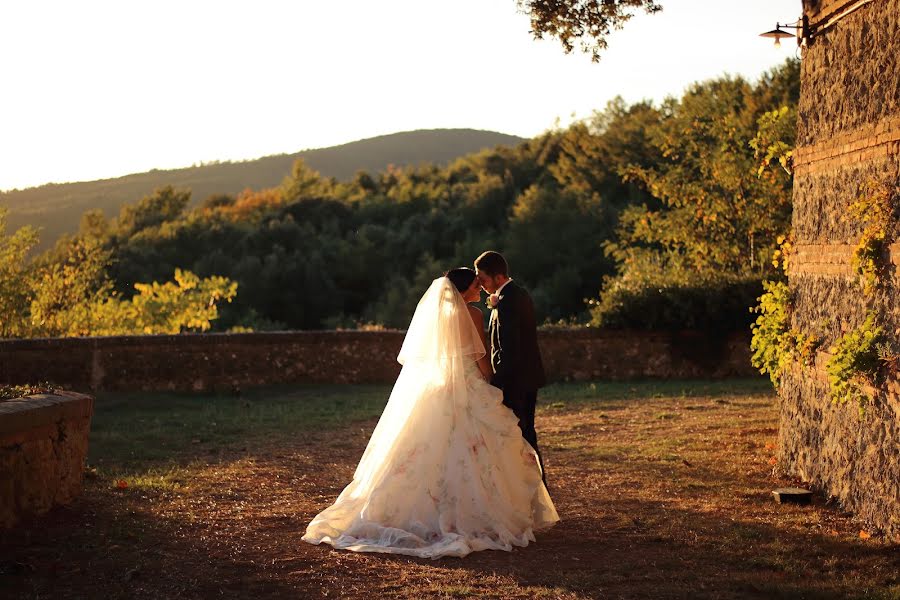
2, 381, 898, 599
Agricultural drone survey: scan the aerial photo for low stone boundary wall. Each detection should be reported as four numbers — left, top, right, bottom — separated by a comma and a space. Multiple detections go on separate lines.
0, 392, 94, 528
0, 329, 755, 393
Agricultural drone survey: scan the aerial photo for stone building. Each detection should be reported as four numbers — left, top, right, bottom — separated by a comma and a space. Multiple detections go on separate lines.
781, 0, 899, 538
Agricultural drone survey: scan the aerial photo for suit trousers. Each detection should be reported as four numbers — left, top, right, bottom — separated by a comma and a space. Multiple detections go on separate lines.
501, 387, 547, 487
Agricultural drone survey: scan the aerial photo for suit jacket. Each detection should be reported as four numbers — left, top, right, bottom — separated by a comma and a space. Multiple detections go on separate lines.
488, 281, 546, 391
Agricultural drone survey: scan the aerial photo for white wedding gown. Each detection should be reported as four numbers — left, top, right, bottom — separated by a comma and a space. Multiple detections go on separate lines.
302, 278, 559, 559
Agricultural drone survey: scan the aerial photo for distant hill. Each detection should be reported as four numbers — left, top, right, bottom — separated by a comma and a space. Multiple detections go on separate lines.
1, 128, 524, 251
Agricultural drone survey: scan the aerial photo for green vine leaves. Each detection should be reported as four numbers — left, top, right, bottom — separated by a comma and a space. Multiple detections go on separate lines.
750, 279, 819, 389
750, 178, 898, 409
826, 179, 898, 410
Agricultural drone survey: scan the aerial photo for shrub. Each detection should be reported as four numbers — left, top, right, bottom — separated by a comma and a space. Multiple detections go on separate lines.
590, 273, 764, 332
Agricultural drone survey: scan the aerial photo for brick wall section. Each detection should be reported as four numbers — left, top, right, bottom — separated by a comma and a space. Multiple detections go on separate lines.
794, 116, 900, 176
789, 242, 900, 275
0, 392, 94, 528
0, 329, 756, 393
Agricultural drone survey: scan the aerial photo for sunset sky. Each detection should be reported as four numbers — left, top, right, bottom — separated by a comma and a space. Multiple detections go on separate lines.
0, 0, 799, 191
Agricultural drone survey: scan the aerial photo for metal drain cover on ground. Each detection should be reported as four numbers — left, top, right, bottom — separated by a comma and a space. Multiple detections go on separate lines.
772, 487, 813, 504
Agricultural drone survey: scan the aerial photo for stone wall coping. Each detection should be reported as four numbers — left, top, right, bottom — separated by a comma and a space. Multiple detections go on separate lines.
0, 327, 745, 350
0, 329, 406, 350
0, 392, 94, 437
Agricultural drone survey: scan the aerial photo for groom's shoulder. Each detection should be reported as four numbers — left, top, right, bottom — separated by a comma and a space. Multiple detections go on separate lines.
499, 281, 521, 301
508, 281, 531, 298
503, 281, 535, 307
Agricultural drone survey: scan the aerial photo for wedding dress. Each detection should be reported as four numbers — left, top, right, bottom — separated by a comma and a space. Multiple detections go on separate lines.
302, 277, 558, 559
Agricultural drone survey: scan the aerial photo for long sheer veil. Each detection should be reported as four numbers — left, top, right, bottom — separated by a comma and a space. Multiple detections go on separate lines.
349, 277, 484, 492
397, 276, 484, 366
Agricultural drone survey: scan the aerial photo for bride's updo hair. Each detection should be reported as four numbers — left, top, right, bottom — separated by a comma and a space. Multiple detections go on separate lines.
445, 267, 476, 293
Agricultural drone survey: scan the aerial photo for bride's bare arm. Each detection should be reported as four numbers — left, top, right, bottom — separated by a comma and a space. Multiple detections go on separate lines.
468, 305, 492, 380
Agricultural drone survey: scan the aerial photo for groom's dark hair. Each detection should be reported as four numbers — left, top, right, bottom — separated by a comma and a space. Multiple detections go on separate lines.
474, 251, 508, 277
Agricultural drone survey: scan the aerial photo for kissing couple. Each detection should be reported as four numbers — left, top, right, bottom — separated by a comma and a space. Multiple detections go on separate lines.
302, 251, 559, 559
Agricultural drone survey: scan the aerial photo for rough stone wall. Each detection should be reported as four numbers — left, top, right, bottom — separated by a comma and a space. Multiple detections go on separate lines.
784, 0, 900, 538
797, 0, 900, 148
780, 361, 900, 539
0, 329, 756, 393
0, 392, 94, 528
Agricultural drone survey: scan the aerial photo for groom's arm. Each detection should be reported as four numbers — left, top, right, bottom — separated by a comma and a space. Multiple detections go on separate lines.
492, 293, 522, 388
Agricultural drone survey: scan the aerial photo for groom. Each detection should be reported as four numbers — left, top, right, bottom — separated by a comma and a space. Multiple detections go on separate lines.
474, 251, 548, 486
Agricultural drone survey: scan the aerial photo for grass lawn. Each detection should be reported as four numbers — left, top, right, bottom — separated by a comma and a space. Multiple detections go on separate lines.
3, 378, 898, 599
87, 384, 391, 475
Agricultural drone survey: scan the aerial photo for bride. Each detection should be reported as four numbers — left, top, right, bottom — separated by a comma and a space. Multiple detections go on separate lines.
302, 268, 559, 559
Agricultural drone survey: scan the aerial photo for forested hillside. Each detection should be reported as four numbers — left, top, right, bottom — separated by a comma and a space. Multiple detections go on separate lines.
1, 129, 523, 252
1, 61, 798, 337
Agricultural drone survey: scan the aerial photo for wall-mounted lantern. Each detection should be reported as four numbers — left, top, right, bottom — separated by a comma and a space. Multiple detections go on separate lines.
759, 16, 809, 48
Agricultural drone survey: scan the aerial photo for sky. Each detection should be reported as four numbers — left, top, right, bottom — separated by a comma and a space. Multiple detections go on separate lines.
0, 0, 800, 191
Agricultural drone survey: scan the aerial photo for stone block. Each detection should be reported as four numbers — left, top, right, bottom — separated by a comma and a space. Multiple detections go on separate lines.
0, 392, 94, 529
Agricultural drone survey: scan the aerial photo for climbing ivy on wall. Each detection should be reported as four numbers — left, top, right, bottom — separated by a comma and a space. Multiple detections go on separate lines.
849, 180, 896, 296
750, 233, 821, 388
826, 313, 884, 409
750, 178, 898, 408
750, 278, 819, 388
825, 179, 898, 410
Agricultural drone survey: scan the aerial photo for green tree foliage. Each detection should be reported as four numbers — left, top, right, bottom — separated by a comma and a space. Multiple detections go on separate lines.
281, 159, 332, 203
519, 0, 662, 62
750, 106, 796, 177
506, 184, 612, 320
615, 71, 795, 275
550, 98, 662, 206
591, 61, 798, 330
117, 186, 190, 238
28, 235, 115, 337
87, 269, 237, 336
0, 211, 236, 339
3, 61, 800, 337
0, 209, 40, 337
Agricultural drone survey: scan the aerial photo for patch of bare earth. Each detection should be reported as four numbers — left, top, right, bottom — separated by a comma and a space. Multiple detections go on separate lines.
2, 387, 898, 599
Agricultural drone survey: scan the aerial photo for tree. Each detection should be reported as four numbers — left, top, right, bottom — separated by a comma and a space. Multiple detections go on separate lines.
518, 0, 661, 61
505, 184, 613, 320
612, 74, 793, 276
45, 62, 796, 333
117, 186, 191, 238
281, 159, 330, 202
0, 209, 39, 338
28, 235, 114, 338
87, 269, 237, 336
550, 97, 661, 208
589, 63, 798, 331
0, 211, 238, 338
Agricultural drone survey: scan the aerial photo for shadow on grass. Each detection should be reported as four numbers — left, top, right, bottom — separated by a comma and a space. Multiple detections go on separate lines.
369, 498, 900, 600
1, 484, 317, 600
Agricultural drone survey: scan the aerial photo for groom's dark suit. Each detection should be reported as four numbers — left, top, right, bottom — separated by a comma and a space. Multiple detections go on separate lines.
488, 280, 547, 484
